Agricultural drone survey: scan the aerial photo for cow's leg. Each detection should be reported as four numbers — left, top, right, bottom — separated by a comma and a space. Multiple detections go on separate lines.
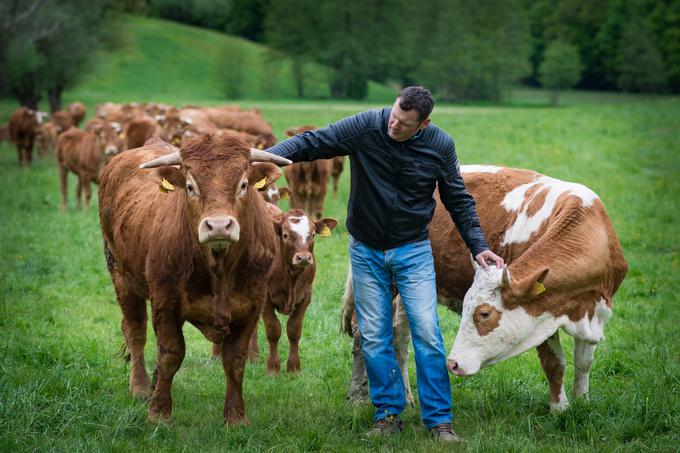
83, 177, 93, 209
285, 296, 311, 373
392, 295, 414, 406
573, 338, 596, 400
248, 320, 259, 362
220, 309, 259, 426
26, 143, 33, 166
262, 301, 281, 375
348, 321, 370, 403
114, 273, 151, 399
211, 342, 221, 359
58, 164, 68, 211
75, 175, 84, 209
536, 332, 569, 412
148, 307, 185, 423
332, 174, 339, 196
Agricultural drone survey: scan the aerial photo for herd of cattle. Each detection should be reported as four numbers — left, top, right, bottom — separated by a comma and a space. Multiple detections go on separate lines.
2, 102, 627, 427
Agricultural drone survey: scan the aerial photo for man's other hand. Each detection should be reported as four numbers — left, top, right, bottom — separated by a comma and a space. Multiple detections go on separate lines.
475, 250, 504, 271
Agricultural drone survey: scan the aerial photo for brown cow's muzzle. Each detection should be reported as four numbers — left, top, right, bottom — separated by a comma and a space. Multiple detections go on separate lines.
198, 215, 240, 249
292, 252, 313, 268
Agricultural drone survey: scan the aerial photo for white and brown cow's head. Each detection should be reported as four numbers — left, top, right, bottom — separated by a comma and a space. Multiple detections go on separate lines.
268, 207, 337, 270
140, 135, 290, 253
447, 261, 554, 377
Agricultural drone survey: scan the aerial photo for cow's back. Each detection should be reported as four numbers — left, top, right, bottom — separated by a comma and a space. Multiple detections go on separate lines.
430, 166, 626, 313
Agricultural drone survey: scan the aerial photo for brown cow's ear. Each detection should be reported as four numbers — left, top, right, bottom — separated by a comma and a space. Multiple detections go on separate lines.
250, 162, 282, 190
315, 218, 338, 238
264, 202, 283, 234
285, 129, 295, 137
151, 166, 185, 191
510, 267, 550, 299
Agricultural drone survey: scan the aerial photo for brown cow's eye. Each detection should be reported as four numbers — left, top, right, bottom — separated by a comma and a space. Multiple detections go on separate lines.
241, 181, 248, 191
282, 233, 289, 240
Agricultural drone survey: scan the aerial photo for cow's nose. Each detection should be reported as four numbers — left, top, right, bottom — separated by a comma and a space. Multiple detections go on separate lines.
293, 252, 313, 266
198, 216, 240, 245
105, 146, 118, 156
447, 359, 459, 374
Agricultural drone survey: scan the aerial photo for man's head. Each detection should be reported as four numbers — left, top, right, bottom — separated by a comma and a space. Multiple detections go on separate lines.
387, 86, 434, 142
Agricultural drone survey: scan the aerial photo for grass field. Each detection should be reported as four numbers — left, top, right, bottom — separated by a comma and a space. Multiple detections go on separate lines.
1, 94, 679, 452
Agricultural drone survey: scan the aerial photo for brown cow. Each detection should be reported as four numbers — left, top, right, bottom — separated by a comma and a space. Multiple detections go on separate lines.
8, 107, 43, 167
258, 208, 337, 374
57, 121, 122, 210
68, 101, 86, 127
36, 122, 59, 157
205, 107, 277, 147
51, 111, 74, 133
343, 165, 627, 412
98, 135, 291, 424
124, 116, 161, 150
283, 126, 332, 219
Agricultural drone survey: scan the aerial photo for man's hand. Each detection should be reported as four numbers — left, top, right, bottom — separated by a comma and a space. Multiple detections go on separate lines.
475, 250, 504, 271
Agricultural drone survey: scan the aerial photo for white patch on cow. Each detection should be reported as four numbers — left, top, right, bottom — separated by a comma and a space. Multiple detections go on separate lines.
267, 186, 279, 200
460, 165, 503, 174
501, 176, 599, 245
573, 338, 596, 399
563, 298, 611, 344
288, 215, 311, 242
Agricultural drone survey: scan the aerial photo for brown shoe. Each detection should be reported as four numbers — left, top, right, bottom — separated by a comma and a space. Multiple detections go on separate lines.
363, 415, 404, 437
430, 423, 461, 442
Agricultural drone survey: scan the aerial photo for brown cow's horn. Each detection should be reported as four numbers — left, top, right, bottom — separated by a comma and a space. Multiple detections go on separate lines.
139, 150, 181, 168
250, 148, 292, 166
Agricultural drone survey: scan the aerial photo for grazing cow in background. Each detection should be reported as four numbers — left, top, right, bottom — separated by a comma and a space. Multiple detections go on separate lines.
330, 155, 345, 196
259, 208, 337, 374
68, 101, 86, 127
99, 135, 291, 425
283, 126, 333, 220
36, 122, 59, 157
57, 121, 122, 210
51, 111, 74, 133
8, 107, 44, 167
342, 166, 627, 412
124, 116, 161, 149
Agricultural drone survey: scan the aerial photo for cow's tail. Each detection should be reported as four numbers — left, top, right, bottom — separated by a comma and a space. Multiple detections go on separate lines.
340, 263, 354, 337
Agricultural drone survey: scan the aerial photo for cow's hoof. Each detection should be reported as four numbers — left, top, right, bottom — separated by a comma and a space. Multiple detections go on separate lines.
148, 409, 171, 424
286, 361, 300, 374
131, 386, 152, 400
225, 415, 249, 427
550, 401, 570, 413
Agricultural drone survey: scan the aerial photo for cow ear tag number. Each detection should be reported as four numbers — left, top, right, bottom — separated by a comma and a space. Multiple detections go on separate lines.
320, 225, 332, 237
253, 177, 267, 190
534, 282, 546, 295
159, 178, 175, 193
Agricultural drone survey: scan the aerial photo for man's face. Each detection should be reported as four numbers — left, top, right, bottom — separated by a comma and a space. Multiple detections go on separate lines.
387, 99, 430, 142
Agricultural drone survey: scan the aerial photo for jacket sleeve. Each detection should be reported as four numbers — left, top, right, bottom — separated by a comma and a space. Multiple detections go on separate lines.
437, 139, 490, 257
265, 110, 374, 162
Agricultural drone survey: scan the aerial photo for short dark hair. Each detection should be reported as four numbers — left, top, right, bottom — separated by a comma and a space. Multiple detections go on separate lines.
397, 86, 434, 121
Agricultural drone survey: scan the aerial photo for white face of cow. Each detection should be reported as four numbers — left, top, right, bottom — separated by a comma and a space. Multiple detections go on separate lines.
448, 263, 561, 376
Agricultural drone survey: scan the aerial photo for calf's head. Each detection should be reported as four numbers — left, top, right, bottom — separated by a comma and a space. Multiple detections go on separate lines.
269, 208, 337, 270
447, 262, 550, 376
140, 134, 290, 252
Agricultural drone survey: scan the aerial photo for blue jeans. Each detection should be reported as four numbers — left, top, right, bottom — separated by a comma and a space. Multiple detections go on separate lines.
349, 235, 452, 430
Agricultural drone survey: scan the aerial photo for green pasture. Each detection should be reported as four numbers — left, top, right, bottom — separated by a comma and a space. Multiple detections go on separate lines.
1, 96, 679, 452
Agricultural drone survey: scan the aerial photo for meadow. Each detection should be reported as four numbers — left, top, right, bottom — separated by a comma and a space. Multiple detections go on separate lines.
1, 96, 679, 452
2, 13, 680, 453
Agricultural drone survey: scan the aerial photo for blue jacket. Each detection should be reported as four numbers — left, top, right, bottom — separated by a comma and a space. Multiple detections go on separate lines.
267, 108, 489, 256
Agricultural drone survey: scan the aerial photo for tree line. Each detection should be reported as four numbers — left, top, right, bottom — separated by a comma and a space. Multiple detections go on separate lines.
1, 0, 678, 108
147, 0, 680, 100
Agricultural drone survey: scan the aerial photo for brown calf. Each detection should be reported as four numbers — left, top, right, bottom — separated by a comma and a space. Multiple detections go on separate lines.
68, 101, 86, 127
57, 121, 121, 209
8, 107, 42, 167
99, 135, 291, 425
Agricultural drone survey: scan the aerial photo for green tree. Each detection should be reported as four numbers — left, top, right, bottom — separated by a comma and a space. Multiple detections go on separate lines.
539, 40, 583, 105
615, 19, 666, 92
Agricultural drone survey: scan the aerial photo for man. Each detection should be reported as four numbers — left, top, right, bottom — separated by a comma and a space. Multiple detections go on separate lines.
262, 86, 503, 442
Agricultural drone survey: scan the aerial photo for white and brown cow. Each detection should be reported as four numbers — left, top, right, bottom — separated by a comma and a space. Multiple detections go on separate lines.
342, 165, 627, 412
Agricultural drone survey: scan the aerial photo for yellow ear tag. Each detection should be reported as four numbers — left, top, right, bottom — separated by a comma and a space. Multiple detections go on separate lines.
253, 177, 267, 190
534, 282, 546, 295
257, 143, 264, 150
320, 225, 332, 237
280, 191, 289, 200
159, 178, 175, 193
118, 132, 126, 139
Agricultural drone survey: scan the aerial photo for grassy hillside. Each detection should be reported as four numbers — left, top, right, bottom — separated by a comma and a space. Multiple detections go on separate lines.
1, 98, 679, 451
70, 15, 397, 106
